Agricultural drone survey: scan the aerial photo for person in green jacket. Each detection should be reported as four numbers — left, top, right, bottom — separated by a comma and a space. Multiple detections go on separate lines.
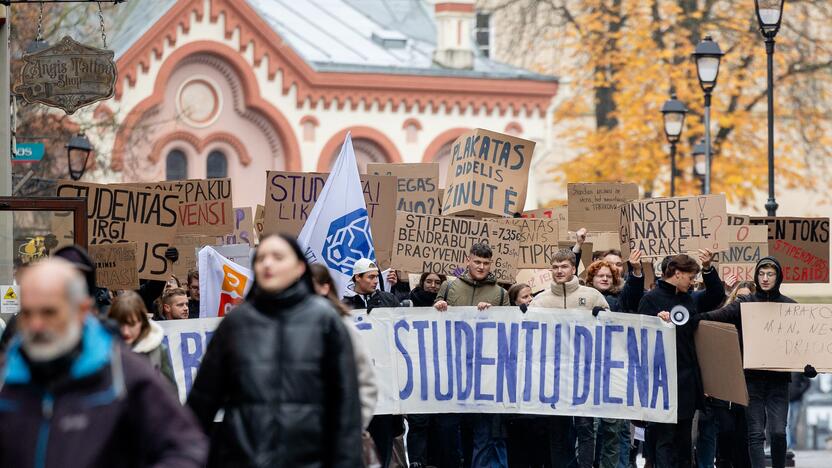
433, 243, 510, 467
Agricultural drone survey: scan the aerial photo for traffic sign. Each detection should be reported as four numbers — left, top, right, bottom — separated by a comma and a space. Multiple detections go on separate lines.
12, 142, 45, 163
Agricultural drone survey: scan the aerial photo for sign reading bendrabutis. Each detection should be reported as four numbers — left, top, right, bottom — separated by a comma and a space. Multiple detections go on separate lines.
161, 307, 678, 422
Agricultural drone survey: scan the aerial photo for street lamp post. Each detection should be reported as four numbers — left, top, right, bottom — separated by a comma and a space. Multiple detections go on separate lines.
692, 140, 708, 195
693, 36, 724, 195
755, 0, 785, 216
66, 133, 93, 181
661, 94, 688, 197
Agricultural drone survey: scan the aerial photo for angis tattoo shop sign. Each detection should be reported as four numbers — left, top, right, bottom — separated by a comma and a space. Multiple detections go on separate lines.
14, 36, 116, 114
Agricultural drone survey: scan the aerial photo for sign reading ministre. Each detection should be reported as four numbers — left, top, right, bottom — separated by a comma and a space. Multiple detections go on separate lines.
367, 163, 440, 215
568, 183, 639, 232
88, 242, 140, 291
264, 171, 397, 267
14, 36, 116, 115
748, 217, 830, 283
56, 181, 179, 280
618, 194, 729, 258
443, 129, 536, 218
392, 212, 520, 282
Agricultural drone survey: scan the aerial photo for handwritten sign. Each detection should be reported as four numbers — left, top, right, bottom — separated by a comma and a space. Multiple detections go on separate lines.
171, 235, 215, 279
618, 195, 728, 258
714, 225, 769, 264
367, 163, 440, 215
392, 212, 520, 282
254, 204, 265, 242
264, 172, 397, 268
443, 128, 536, 217
523, 206, 568, 240
728, 213, 750, 226
742, 303, 832, 372
217, 207, 254, 247
88, 242, 139, 291
515, 269, 553, 294
489, 218, 559, 269
56, 181, 178, 281
129, 179, 234, 236
568, 183, 639, 232
717, 263, 756, 283
749, 217, 830, 283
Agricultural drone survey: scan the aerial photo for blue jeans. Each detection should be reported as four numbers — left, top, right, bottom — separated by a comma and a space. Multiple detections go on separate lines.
696, 405, 720, 468
617, 423, 630, 468
471, 414, 508, 468
787, 399, 802, 449
746, 380, 788, 468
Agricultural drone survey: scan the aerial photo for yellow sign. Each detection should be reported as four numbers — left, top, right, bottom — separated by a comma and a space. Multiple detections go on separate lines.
4, 287, 16, 300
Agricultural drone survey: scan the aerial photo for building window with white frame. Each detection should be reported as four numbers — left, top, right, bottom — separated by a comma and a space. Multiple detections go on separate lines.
475, 12, 491, 57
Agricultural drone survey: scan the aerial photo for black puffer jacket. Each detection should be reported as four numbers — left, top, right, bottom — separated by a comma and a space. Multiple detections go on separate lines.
186, 280, 362, 468
697, 256, 795, 383
343, 289, 401, 311
409, 286, 438, 307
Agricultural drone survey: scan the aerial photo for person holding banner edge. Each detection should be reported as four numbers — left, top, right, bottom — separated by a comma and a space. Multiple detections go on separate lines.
639, 250, 723, 468
531, 248, 609, 468
693, 256, 817, 468
434, 243, 511, 468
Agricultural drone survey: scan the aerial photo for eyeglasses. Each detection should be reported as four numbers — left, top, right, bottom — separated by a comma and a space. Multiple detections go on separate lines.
758, 271, 776, 279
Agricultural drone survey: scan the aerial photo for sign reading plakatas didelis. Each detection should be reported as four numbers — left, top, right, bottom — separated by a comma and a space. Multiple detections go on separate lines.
442, 129, 536, 217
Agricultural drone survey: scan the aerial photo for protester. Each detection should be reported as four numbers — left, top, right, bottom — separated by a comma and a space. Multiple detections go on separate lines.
788, 372, 811, 450
695, 257, 815, 468
508, 282, 533, 307
387, 269, 412, 302
531, 248, 609, 468
0, 259, 207, 467
639, 250, 720, 468
342, 258, 403, 467
158, 287, 190, 320
310, 263, 378, 431
187, 234, 362, 467
597, 248, 645, 312
107, 291, 176, 390
409, 272, 446, 307
433, 243, 511, 467
187, 269, 200, 319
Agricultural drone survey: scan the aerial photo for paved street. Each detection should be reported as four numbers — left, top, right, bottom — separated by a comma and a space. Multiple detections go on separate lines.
793, 451, 832, 468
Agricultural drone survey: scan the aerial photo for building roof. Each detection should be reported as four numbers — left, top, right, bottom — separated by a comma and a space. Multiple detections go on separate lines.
109, 0, 555, 83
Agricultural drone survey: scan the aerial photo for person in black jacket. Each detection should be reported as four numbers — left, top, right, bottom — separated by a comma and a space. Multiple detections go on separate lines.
187, 234, 362, 468
408, 272, 447, 308
597, 248, 645, 313
695, 257, 813, 468
638, 250, 721, 468
788, 372, 811, 450
343, 257, 402, 467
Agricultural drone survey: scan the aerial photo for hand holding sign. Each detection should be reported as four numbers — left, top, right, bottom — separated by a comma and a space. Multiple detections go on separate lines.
698, 248, 715, 270
658, 311, 671, 322
575, 227, 587, 248
628, 249, 643, 274
434, 300, 448, 312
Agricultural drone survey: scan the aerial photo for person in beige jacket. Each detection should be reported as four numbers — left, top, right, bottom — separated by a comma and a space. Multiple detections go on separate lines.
530, 248, 609, 468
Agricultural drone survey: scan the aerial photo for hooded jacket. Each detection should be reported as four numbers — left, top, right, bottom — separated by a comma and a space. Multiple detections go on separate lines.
0, 316, 207, 468
131, 320, 176, 390
435, 272, 510, 307
530, 276, 609, 310
342, 289, 400, 311
697, 256, 795, 383
186, 279, 363, 468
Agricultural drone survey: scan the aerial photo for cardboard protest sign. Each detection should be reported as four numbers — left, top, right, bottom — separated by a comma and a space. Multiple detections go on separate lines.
264, 172, 397, 268
695, 321, 748, 406
583, 232, 621, 253
515, 269, 553, 294
748, 217, 830, 283
523, 206, 568, 240
254, 204, 264, 242
714, 225, 769, 264
217, 207, 254, 247
56, 181, 179, 281
717, 263, 756, 283
367, 163, 440, 215
487, 218, 559, 269
88, 242, 140, 291
618, 194, 729, 258
568, 183, 639, 232
171, 234, 214, 279
129, 179, 234, 236
442, 128, 536, 217
392, 212, 520, 282
741, 303, 832, 372
728, 213, 750, 226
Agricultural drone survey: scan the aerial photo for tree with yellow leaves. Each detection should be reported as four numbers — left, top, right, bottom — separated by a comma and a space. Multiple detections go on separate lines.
484, 0, 832, 207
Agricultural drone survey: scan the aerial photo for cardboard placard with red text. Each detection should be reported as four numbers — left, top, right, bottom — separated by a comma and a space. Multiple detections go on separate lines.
748, 217, 830, 283
128, 179, 234, 236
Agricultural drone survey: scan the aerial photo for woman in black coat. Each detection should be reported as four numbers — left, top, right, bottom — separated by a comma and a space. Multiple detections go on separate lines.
187, 234, 362, 468
408, 272, 447, 307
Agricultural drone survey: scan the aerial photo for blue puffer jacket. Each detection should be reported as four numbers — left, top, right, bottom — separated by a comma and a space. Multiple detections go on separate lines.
0, 316, 207, 468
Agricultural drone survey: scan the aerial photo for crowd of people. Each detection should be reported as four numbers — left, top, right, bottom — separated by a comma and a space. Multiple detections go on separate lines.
0, 228, 819, 468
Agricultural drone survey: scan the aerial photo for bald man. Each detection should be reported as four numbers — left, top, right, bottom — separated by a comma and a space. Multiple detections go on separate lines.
0, 259, 207, 468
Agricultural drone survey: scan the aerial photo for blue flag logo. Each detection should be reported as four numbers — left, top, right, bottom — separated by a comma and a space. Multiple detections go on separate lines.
323, 208, 375, 275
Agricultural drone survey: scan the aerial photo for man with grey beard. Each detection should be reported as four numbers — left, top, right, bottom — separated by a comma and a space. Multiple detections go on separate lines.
0, 259, 207, 468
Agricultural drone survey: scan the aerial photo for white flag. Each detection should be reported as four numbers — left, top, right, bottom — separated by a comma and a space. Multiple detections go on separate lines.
298, 133, 376, 297
198, 246, 253, 318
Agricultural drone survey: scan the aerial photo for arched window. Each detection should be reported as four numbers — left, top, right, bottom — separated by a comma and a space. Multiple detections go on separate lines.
330, 138, 387, 173
206, 150, 228, 178
166, 149, 187, 180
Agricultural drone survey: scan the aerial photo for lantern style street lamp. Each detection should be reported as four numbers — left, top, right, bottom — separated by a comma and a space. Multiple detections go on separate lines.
692, 140, 708, 195
693, 36, 724, 195
661, 94, 688, 197
66, 133, 93, 181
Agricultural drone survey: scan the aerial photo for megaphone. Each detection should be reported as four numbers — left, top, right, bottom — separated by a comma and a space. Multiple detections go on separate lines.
670, 305, 690, 326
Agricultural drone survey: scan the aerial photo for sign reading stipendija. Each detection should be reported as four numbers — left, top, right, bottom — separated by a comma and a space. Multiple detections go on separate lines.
443, 129, 536, 218
618, 194, 728, 258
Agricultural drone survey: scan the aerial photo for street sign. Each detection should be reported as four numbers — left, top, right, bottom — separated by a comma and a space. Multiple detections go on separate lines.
12, 143, 45, 163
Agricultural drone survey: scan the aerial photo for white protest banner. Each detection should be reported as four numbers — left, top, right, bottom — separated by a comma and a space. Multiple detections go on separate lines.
159, 317, 222, 402
618, 194, 728, 258
198, 246, 252, 318
159, 307, 678, 422
741, 303, 832, 372
353, 307, 677, 421
443, 129, 536, 218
